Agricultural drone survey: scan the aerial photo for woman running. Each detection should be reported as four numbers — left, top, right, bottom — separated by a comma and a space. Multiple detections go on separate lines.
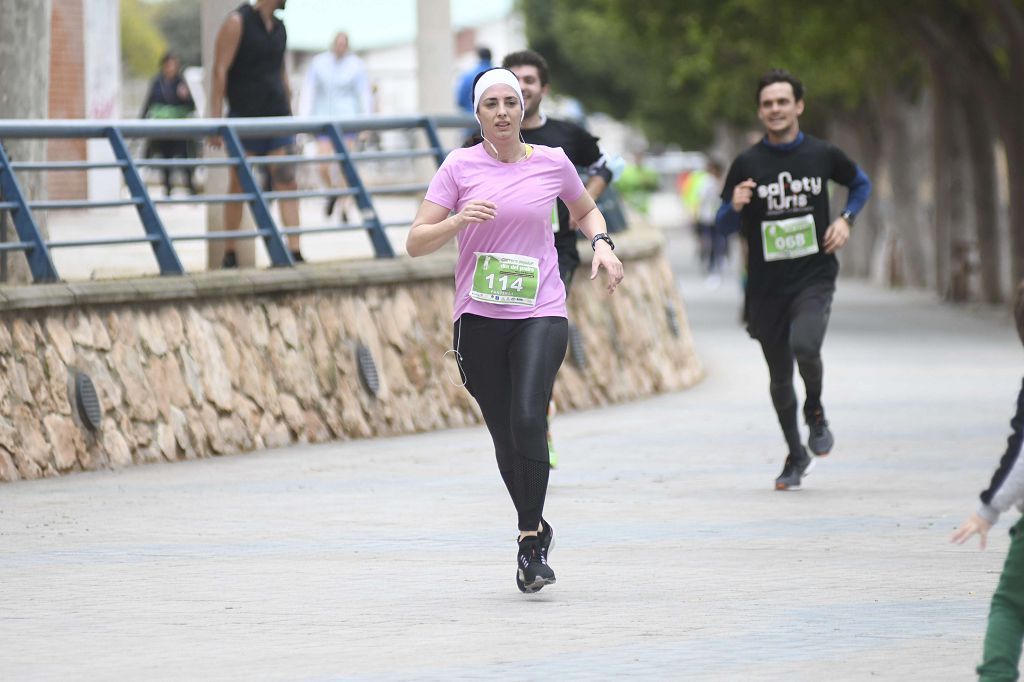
407, 68, 624, 593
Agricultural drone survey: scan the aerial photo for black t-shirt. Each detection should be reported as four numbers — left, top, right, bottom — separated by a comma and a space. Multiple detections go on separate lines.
226, 3, 290, 117
519, 118, 609, 249
721, 134, 858, 298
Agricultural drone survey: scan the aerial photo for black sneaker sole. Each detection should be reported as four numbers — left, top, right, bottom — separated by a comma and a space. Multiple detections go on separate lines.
517, 570, 556, 593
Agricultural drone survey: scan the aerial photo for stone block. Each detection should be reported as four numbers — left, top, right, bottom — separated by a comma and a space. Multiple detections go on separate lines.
0, 284, 75, 311
13, 404, 51, 467
45, 317, 76, 365
0, 447, 19, 482
43, 414, 84, 470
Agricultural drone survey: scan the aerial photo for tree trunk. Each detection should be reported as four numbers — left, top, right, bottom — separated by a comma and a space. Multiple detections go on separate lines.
930, 61, 972, 300
1003, 124, 1024, 288
876, 90, 933, 289
961, 95, 1004, 303
829, 111, 881, 279
0, 0, 52, 284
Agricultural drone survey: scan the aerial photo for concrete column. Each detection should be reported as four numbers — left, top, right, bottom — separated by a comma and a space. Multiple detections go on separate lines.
201, 0, 255, 269
0, 0, 51, 283
415, 0, 455, 116
83, 0, 121, 202
415, 0, 456, 177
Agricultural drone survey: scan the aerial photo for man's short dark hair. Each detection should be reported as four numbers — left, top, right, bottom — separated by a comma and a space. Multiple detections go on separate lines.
502, 49, 550, 86
756, 69, 804, 105
477, 46, 492, 63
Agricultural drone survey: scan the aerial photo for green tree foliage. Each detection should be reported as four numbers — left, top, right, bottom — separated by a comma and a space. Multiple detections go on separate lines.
152, 0, 201, 68
521, 0, 918, 146
121, 0, 167, 78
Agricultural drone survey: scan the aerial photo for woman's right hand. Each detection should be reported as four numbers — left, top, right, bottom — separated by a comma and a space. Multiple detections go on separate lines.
456, 200, 497, 228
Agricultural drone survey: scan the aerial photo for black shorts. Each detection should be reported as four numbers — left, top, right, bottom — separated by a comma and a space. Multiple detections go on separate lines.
746, 280, 835, 346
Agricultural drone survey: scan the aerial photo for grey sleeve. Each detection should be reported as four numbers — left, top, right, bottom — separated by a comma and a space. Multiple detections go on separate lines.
978, 378, 1024, 524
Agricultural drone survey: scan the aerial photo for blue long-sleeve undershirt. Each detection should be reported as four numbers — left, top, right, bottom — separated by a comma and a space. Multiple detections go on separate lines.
715, 165, 872, 237
845, 167, 871, 216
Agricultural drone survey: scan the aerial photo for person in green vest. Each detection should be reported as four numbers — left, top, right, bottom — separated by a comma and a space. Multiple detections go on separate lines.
615, 155, 660, 215
140, 52, 197, 196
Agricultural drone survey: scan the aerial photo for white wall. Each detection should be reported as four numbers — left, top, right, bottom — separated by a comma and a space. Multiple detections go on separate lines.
84, 0, 122, 201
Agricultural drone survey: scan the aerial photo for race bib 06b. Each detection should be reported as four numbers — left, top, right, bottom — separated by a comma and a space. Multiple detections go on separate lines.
761, 214, 819, 262
470, 252, 540, 306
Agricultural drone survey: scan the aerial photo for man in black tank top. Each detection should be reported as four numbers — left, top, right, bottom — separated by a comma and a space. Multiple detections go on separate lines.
209, 0, 302, 267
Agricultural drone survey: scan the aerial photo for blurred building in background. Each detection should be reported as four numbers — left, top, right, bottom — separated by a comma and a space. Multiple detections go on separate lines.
49, 0, 121, 201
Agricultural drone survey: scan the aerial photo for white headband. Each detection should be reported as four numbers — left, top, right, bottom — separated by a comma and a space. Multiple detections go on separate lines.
473, 68, 525, 124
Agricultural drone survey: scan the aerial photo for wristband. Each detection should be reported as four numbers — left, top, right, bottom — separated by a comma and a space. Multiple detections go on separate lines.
840, 210, 855, 225
591, 233, 615, 251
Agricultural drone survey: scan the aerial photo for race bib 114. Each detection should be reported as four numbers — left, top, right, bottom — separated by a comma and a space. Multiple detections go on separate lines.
470, 252, 540, 306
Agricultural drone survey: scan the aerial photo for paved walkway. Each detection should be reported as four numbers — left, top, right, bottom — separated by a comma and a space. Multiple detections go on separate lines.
1, 194, 1020, 680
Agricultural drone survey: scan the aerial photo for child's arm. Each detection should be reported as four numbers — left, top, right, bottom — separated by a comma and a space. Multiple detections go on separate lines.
952, 512, 993, 549
951, 377, 1024, 548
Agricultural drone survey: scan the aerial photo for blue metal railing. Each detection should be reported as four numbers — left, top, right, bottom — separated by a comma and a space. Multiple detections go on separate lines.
0, 115, 470, 283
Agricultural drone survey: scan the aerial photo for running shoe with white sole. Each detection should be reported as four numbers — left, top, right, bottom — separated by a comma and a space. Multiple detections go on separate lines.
516, 520, 555, 593
516, 535, 555, 593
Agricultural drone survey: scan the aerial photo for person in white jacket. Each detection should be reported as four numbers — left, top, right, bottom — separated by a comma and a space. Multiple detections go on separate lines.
952, 282, 1024, 681
300, 32, 372, 221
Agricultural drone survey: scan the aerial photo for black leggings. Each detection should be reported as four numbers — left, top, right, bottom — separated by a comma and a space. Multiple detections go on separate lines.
754, 284, 833, 457
454, 313, 568, 531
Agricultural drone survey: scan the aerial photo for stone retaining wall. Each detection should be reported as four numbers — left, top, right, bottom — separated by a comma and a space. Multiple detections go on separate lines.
0, 232, 701, 482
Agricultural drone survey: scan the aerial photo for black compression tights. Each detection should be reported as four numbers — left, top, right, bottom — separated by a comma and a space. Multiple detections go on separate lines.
759, 304, 830, 457
455, 314, 568, 531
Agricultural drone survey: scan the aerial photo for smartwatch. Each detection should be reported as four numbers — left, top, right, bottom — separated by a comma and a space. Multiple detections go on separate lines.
591, 233, 615, 251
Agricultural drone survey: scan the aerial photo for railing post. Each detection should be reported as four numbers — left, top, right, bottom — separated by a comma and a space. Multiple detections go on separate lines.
105, 127, 185, 276
0, 187, 7, 283
422, 118, 448, 167
219, 125, 294, 267
0, 141, 59, 282
325, 123, 395, 258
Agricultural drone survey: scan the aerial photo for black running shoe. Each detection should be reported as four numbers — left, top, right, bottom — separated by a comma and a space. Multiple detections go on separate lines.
775, 447, 815, 491
290, 249, 305, 264
517, 521, 555, 592
221, 250, 238, 269
516, 535, 555, 593
807, 408, 834, 456
325, 196, 337, 217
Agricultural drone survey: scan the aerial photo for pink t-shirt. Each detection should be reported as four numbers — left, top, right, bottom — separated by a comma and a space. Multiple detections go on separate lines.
424, 143, 587, 321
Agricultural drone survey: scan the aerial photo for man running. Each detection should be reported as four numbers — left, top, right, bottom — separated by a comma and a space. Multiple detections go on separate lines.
502, 49, 613, 468
717, 69, 871, 490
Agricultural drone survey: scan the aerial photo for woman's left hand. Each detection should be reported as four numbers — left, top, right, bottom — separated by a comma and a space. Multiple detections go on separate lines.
591, 245, 624, 294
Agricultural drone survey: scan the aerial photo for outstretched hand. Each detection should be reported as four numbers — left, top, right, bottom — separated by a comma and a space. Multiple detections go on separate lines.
590, 245, 624, 294
951, 512, 992, 550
